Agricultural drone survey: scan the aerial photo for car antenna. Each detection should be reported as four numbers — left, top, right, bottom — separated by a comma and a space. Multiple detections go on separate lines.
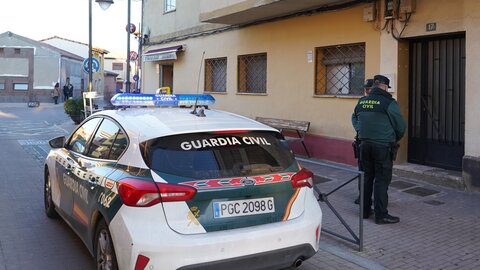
191, 51, 206, 116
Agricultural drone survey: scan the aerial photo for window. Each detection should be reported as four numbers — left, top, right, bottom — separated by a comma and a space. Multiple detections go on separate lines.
165, 0, 176, 12
141, 131, 294, 181
0, 82, 4, 91
14, 48, 21, 55
238, 53, 267, 94
67, 118, 102, 154
86, 119, 126, 160
109, 130, 127, 160
315, 43, 365, 96
112, 63, 123, 71
205, 57, 227, 93
13, 83, 28, 91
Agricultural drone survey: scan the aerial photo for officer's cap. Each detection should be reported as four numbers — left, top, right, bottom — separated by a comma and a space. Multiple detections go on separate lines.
373, 75, 391, 88
363, 79, 374, 88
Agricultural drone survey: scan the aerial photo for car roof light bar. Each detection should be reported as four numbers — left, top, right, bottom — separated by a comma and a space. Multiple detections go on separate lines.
110, 93, 215, 107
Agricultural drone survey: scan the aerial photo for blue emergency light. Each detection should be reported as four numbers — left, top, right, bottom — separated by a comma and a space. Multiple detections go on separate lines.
110, 93, 215, 107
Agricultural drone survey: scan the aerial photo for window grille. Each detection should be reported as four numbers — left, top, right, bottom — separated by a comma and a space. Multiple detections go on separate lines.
205, 57, 227, 93
238, 53, 267, 94
165, 0, 176, 12
315, 43, 365, 96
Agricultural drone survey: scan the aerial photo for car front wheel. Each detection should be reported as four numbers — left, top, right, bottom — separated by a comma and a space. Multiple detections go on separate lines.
95, 219, 118, 270
44, 170, 59, 218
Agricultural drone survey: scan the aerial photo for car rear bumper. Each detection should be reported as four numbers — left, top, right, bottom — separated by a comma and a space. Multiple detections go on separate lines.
178, 244, 315, 270
110, 190, 322, 270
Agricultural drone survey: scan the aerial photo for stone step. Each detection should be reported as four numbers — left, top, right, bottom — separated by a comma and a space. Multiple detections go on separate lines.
393, 163, 465, 191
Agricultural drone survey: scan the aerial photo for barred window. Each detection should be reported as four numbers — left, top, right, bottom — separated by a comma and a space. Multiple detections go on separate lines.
315, 43, 365, 96
205, 57, 227, 93
238, 53, 267, 94
165, 0, 176, 12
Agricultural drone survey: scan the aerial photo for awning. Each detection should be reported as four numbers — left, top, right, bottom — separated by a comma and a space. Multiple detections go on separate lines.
143, 45, 185, 62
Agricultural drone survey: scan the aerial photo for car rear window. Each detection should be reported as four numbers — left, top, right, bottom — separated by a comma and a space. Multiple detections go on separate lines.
140, 131, 295, 180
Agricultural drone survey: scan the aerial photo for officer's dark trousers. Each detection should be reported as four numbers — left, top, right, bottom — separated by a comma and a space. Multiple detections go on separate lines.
360, 141, 393, 218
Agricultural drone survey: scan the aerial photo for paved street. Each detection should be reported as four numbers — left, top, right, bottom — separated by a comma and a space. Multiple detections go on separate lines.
1, 103, 480, 270
0, 103, 94, 270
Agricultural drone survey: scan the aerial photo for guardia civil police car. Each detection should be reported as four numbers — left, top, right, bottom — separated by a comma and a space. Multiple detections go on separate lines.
44, 93, 322, 270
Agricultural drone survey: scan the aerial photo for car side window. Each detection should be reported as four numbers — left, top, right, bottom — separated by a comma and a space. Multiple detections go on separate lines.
86, 119, 122, 160
109, 130, 127, 160
67, 118, 102, 154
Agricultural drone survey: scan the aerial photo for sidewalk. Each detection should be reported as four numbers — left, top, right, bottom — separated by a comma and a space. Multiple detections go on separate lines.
298, 157, 480, 270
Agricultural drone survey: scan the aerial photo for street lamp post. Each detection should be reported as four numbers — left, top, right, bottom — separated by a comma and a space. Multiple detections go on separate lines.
90, 0, 134, 93
89, 0, 113, 94
126, 0, 132, 93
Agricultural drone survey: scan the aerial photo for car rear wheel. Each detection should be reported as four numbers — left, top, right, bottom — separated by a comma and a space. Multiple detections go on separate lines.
44, 170, 59, 218
95, 219, 118, 270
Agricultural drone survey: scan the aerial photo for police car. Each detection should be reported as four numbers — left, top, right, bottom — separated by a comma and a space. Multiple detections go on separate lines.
44, 93, 322, 270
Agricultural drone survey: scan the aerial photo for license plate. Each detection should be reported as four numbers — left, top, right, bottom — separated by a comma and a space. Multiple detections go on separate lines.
213, 197, 275, 218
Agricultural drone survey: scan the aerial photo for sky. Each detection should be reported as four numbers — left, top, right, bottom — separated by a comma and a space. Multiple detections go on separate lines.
0, 0, 142, 58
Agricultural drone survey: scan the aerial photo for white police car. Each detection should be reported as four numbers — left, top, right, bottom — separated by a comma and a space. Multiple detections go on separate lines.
44, 94, 322, 270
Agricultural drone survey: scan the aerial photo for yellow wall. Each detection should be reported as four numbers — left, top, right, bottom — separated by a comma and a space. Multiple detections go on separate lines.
143, 4, 380, 141
143, 0, 480, 164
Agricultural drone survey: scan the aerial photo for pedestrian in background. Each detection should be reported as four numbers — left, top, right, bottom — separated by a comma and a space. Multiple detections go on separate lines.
353, 78, 374, 205
52, 83, 60, 104
63, 77, 74, 101
351, 75, 405, 224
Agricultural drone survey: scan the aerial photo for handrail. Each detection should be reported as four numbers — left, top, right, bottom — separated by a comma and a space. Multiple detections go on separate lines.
297, 157, 364, 251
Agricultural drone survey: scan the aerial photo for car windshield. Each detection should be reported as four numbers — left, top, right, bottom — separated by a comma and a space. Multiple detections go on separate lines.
140, 131, 295, 180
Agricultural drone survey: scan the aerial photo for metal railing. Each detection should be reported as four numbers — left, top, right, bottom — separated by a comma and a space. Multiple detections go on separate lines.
297, 157, 364, 251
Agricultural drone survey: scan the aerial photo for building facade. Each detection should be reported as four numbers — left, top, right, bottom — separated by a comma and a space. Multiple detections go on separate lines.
140, 0, 480, 191
41, 36, 118, 102
0, 31, 84, 103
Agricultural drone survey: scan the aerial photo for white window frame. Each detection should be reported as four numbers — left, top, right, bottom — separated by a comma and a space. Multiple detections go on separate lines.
165, 0, 176, 13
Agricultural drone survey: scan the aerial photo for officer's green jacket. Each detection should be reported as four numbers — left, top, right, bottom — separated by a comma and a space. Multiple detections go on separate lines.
352, 88, 406, 145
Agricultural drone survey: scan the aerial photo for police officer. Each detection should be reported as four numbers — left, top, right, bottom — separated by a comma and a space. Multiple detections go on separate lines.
354, 78, 374, 205
63, 77, 74, 100
352, 75, 405, 224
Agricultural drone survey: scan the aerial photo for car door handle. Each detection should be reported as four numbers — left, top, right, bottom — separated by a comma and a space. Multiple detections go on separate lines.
88, 176, 99, 190
67, 163, 79, 170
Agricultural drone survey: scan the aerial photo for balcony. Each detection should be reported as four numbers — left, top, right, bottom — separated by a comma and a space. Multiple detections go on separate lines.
200, 0, 351, 25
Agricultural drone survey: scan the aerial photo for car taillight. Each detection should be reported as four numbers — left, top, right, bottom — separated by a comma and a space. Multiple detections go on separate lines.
156, 182, 197, 202
118, 179, 197, 207
291, 168, 314, 188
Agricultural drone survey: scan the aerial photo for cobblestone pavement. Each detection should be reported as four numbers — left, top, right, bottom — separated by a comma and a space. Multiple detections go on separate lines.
2, 103, 480, 269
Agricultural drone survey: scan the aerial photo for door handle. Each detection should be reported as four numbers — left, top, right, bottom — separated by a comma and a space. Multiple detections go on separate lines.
88, 176, 98, 183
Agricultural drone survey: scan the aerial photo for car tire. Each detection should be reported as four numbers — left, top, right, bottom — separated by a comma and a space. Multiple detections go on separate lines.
44, 170, 59, 218
95, 219, 118, 270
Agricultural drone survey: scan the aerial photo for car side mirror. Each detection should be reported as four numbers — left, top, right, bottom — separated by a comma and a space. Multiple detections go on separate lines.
49, 136, 66, 149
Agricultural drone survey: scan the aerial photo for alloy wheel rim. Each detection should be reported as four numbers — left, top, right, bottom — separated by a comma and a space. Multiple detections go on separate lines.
97, 229, 113, 270
45, 175, 52, 209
